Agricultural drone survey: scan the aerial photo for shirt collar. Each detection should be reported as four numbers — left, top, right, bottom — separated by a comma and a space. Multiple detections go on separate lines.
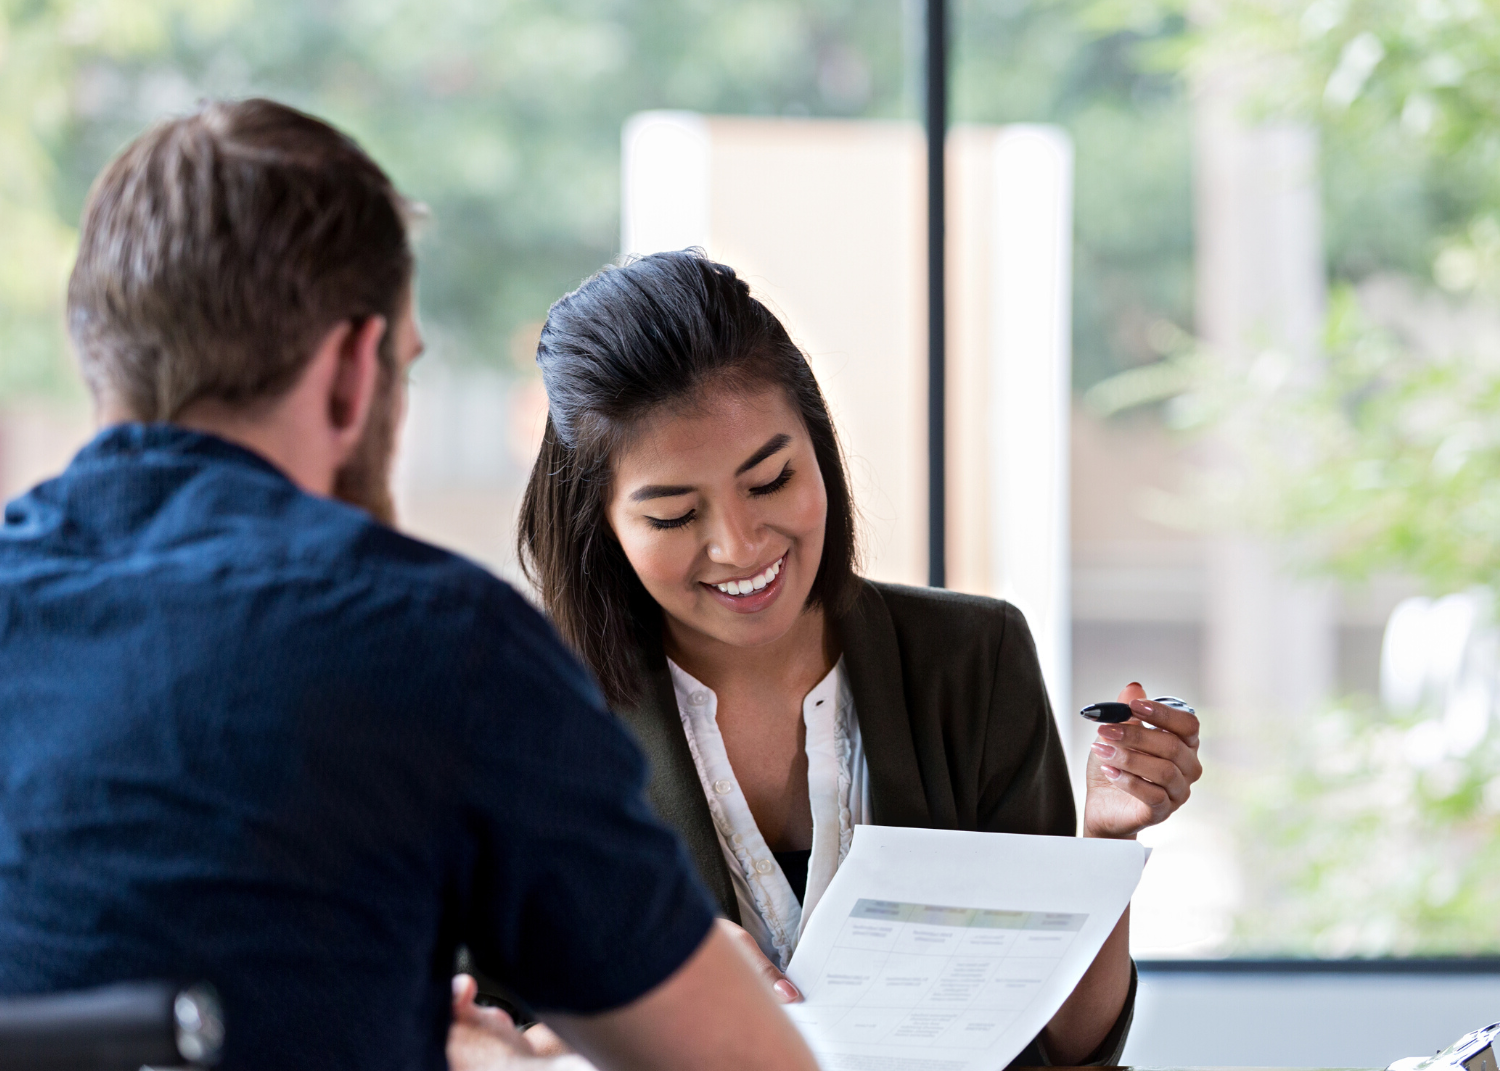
666, 657, 846, 727
70, 422, 294, 485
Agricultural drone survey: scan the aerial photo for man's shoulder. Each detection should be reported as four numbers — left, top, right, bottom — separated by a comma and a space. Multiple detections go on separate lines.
269, 497, 547, 648
8, 437, 546, 658
275, 503, 592, 703
285, 496, 499, 597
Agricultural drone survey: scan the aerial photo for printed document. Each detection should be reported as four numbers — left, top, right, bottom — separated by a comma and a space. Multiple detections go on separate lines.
783, 825, 1147, 1071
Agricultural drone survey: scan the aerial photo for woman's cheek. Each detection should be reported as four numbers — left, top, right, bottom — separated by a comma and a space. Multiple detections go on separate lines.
634, 533, 694, 593
793, 483, 828, 538
618, 532, 662, 588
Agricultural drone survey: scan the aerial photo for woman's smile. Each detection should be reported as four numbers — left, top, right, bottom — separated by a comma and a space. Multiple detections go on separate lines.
702, 553, 787, 614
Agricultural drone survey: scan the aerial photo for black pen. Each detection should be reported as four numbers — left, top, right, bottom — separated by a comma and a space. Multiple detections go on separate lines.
1079, 695, 1195, 723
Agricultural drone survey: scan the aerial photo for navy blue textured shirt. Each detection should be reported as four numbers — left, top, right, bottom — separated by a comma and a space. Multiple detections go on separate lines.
0, 424, 715, 1069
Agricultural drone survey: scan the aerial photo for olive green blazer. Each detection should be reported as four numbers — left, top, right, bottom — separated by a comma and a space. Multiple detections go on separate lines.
616, 578, 1136, 1066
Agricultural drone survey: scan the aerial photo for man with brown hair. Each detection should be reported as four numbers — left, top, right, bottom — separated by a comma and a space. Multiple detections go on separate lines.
0, 99, 817, 1071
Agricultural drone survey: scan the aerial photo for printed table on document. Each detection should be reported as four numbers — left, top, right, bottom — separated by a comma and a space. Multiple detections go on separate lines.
798, 899, 1087, 1051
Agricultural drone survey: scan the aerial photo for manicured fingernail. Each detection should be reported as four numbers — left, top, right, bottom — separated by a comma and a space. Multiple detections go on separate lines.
1102, 765, 1121, 780
774, 979, 801, 1002
1091, 742, 1117, 760
1098, 724, 1124, 740
1128, 682, 1142, 689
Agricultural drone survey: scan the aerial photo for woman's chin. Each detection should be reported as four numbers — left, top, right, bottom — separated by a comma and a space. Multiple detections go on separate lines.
672, 587, 812, 651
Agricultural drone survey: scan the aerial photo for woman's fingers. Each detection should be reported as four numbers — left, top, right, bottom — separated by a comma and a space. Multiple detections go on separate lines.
1129, 697, 1201, 748
1099, 765, 1172, 817
1094, 742, 1191, 803
1096, 722, 1203, 784
716, 917, 801, 1003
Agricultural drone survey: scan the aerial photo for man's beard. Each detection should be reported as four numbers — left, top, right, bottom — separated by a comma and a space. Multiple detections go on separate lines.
332, 359, 399, 526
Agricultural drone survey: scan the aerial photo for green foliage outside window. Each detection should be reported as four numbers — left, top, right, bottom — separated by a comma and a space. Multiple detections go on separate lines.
1158, 286, 1500, 953
0, 0, 1193, 402
1085, 0, 1500, 954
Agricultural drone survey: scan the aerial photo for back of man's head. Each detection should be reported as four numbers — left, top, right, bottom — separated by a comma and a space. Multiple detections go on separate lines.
68, 98, 413, 422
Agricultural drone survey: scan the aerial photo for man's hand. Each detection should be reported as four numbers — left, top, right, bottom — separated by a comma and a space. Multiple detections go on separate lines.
716, 918, 801, 1003
542, 923, 820, 1071
448, 975, 592, 1071
1083, 682, 1203, 840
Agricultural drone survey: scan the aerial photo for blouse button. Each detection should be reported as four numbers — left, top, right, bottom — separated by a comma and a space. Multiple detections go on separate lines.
731, 833, 744, 846
755, 858, 775, 875
712, 779, 733, 795
690, 690, 709, 705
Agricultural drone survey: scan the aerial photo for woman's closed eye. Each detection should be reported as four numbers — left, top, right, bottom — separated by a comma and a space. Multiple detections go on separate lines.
646, 508, 696, 531
750, 465, 793, 497
643, 466, 790, 528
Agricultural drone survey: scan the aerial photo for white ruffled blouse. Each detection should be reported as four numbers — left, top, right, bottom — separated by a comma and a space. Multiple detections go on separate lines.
667, 656, 872, 969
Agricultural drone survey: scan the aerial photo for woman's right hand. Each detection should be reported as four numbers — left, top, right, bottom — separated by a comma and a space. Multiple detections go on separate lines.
716, 918, 802, 1003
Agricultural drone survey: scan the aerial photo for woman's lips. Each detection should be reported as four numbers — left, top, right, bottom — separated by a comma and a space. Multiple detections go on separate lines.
701, 555, 787, 614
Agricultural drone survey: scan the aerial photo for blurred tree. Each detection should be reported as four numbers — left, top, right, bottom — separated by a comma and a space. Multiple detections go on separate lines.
1131, 0, 1500, 591
956, 0, 1195, 390
0, 0, 1193, 400
1086, 0, 1500, 955
1, 0, 909, 398
0, 0, 232, 396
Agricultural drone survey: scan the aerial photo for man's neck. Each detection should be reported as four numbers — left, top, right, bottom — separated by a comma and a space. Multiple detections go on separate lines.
98, 397, 337, 498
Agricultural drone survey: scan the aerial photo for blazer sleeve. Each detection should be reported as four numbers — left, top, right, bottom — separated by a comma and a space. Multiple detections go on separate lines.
979, 602, 1138, 1069
975, 601, 1075, 838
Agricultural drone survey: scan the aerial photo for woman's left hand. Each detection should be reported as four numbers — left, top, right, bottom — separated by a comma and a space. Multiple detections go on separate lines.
1083, 683, 1202, 839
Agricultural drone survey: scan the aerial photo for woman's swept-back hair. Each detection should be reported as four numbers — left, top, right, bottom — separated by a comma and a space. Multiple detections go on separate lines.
518, 250, 860, 708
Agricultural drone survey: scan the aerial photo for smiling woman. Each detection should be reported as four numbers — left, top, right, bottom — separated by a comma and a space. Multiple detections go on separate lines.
518, 251, 859, 711
516, 251, 1203, 1068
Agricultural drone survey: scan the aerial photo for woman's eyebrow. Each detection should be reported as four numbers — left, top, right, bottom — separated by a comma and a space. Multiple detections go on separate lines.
629, 484, 694, 502
735, 433, 793, 476
627, 433, 793, 501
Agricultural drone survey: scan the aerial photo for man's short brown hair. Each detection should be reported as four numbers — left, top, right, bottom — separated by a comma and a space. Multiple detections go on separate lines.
68, 98, 414, 421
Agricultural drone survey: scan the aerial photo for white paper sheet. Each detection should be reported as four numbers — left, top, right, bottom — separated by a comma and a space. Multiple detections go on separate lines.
782, 825, 1147, 1071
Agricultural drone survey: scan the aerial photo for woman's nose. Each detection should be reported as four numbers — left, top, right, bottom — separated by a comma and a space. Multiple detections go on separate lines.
706, 503, 762, 565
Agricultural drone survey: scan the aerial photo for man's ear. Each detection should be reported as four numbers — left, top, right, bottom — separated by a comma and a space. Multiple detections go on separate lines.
326, 315, 388, 448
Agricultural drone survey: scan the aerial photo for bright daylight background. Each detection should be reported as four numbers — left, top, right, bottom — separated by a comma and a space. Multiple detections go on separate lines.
6, 0, 1500, 967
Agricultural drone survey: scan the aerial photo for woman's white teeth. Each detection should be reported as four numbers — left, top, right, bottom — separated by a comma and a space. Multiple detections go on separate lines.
716, 558, 782, 596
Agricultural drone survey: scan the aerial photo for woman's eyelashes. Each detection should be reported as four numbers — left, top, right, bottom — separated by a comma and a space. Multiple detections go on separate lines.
643, 467, 793, 529
646, 508, 696, 531
749, 465, 793, 497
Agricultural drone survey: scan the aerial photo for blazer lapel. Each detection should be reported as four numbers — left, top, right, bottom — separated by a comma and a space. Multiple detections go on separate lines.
837, 580, 934, 828
615, 655, 740, 923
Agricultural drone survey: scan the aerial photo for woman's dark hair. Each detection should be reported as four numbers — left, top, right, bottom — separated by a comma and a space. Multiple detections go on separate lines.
518, 250, 861, 708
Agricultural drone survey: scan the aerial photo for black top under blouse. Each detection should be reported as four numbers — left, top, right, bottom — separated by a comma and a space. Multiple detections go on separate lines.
773, 848, 812, 905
